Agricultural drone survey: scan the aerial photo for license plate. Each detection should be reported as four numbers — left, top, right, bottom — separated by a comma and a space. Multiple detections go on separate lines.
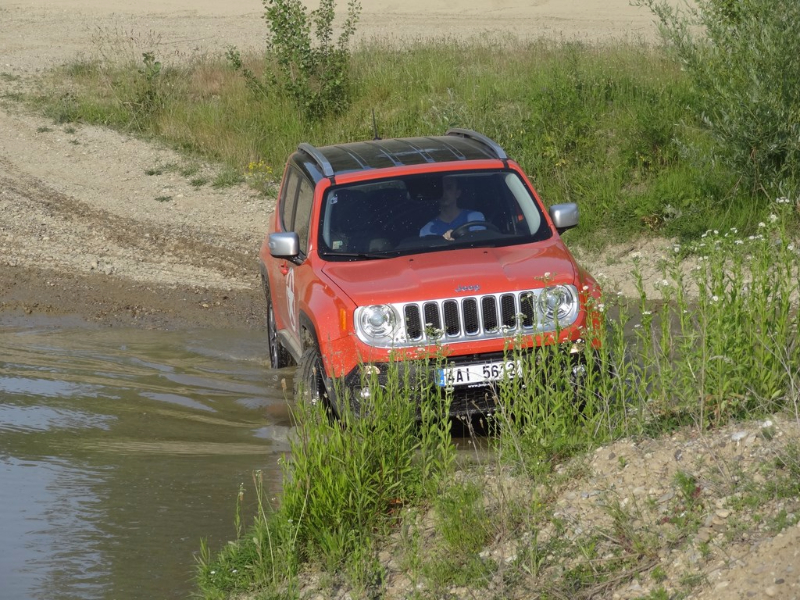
437, 360, 522, 388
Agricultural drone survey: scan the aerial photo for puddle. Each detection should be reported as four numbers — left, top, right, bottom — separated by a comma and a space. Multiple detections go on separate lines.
0, 319, 292, 600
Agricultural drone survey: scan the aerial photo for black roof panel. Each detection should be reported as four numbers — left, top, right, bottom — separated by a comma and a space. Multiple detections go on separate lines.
293, 130, 507, 181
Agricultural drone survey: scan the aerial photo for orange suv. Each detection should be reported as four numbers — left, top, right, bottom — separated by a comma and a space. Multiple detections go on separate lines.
259, 129, 601, 416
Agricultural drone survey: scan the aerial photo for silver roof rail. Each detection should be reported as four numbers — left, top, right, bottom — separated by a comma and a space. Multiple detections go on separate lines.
298, 143, 334, 178
445, 128, 508, 160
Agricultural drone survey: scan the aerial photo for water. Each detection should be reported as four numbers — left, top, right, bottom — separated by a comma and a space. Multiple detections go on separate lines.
0, 317, 293, 600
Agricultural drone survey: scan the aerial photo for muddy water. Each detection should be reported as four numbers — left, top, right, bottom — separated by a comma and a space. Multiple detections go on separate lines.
0, 317, 292, 600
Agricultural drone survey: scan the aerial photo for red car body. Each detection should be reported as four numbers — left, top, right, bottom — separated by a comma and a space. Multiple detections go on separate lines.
259, 129, 601, 416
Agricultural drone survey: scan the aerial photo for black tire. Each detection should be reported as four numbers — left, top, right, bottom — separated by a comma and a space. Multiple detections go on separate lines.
295, 347, 330, 409
262, 273, 293, 369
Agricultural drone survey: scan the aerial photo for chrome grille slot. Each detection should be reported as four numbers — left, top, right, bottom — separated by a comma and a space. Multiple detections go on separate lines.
520, 292, 535, 327
443, 300, 460, 336
482, 296, 498, 331
423, 303, 440, 331
404, 305, 422, 340
463, 298, 479, 335
500, 294, 516, 327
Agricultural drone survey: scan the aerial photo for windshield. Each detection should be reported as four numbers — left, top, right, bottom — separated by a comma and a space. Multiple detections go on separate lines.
318, 170, 552, 260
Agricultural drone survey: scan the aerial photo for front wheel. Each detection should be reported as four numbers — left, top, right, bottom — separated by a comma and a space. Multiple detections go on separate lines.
294, 347, 329, 409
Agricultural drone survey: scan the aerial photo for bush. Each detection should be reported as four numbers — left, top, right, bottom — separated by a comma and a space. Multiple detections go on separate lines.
261, 0, 361, 120
639, 0, 800, 196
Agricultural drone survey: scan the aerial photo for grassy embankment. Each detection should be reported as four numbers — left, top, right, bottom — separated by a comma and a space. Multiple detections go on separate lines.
13, 32, 800, 600
22, 37, 788, 246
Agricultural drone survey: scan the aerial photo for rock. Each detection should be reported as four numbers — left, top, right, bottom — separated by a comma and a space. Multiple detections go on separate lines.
732, 431, 748, 442
765, 586, 778, 597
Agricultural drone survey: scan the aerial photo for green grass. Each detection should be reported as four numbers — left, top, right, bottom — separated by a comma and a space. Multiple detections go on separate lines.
194, 213, 798, 599
24, 38, 797, 243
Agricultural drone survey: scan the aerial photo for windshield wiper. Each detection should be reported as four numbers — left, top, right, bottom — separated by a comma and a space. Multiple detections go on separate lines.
323, 251, 397, 260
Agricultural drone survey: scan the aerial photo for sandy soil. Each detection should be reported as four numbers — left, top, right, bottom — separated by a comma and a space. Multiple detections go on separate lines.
1, 0, 662, 74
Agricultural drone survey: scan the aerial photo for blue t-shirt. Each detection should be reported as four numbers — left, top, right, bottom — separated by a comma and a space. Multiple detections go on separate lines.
420, 210, 485, 237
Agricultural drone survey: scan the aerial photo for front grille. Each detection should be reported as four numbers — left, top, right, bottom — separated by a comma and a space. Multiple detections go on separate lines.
396, 288, 576, 346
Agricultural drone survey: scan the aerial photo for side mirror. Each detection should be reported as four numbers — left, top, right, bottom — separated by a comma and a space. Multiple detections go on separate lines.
268, 232, 300, 260
549, 203, 579, 234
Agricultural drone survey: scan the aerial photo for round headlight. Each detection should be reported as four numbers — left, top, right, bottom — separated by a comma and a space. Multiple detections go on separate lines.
358, 305, 396, 338
538, 285, 576, 324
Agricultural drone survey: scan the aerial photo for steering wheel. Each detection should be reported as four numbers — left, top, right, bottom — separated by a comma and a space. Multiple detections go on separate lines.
450, 220, 501, 239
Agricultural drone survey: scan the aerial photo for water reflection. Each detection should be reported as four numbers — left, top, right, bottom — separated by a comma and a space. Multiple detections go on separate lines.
0, 320, 290, 600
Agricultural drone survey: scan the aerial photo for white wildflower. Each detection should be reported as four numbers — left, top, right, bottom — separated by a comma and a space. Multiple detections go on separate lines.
769, 213, 778, 223
758, 222, 766, 228
735, 240, 743, 245
711, 295, 719, 302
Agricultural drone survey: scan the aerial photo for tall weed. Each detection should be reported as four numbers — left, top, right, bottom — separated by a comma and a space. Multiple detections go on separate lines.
200, 217, 799, 596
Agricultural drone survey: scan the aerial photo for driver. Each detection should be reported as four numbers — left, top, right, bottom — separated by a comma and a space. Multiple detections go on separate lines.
419, 175, 485, 240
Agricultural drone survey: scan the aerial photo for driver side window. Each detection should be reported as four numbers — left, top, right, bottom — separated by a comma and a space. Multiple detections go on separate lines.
279, 168, 301, 232
293, 178, 314, 253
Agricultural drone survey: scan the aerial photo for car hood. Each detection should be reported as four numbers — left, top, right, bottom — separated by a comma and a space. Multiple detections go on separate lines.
320, 239, 579, 305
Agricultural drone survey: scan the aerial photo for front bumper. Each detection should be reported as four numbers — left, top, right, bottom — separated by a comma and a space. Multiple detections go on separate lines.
332, 344, 589, 419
